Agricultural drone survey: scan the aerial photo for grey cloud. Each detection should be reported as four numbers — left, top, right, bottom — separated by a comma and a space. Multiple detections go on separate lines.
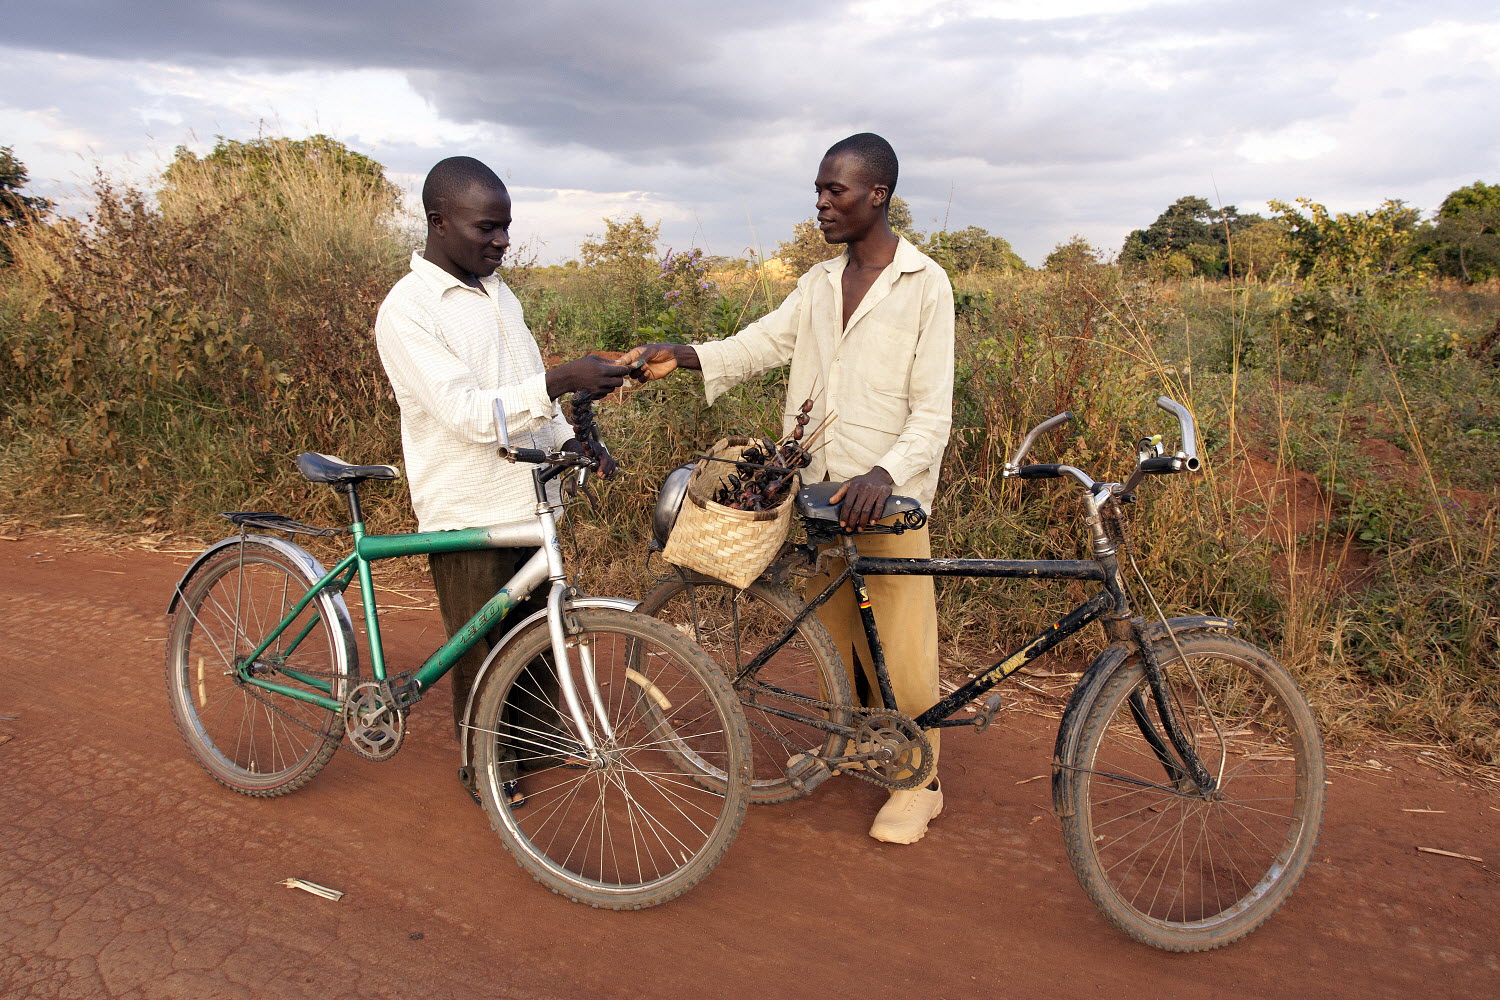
0, 1, 1454, 177
5, 1, 1497, 266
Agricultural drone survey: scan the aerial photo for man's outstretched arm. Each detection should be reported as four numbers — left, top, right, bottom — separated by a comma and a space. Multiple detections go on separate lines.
618, 343, 699, 381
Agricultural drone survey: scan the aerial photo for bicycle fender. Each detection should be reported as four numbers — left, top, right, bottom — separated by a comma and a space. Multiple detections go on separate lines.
165, 534, 324, 615
458, 596, 639, 770
1050, 615, 1237, 817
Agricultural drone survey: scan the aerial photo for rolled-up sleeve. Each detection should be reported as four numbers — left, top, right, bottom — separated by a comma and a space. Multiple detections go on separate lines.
695, 286, 805, 404
872, 273, 954, 487
376, 302, 557, 445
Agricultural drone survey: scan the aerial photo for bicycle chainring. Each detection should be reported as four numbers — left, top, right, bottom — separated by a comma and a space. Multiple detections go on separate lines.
342, 682, 406, 761
847, 710, 933, 791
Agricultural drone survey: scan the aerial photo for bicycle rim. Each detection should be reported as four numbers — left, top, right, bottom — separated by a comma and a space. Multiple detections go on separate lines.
1061, 634, 1325, 951
638, 578, 852, 804
472, 608, 750, 909
166, 542, 354, 795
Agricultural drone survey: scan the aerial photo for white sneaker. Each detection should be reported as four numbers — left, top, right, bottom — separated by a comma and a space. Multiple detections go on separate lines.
868, 782, 943, 844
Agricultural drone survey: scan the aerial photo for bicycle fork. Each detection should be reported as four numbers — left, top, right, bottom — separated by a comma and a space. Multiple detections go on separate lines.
531, 489, 617, 759
544, 579, 617, 756
1100, 572, 1218, 796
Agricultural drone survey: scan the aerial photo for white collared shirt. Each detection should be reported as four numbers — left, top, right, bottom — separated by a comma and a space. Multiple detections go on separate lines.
375, 252, 571, 532
693, 237, 954, 510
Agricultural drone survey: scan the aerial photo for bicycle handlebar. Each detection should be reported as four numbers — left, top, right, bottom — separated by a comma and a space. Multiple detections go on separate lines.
492, 400, 598, 492
1005, 411, 1072, 472
1155, 396, 1199, 464
1004, 396, 1201, 496
496, 446, 549, 464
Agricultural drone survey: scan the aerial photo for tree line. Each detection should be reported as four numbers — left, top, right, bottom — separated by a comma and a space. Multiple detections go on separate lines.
2, 139, 1495, 285
1118, 186, 1499, 285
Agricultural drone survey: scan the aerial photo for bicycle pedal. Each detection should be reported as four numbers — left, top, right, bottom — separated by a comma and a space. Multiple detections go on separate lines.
784, 753, 836, 793
973, 691, 1005, 733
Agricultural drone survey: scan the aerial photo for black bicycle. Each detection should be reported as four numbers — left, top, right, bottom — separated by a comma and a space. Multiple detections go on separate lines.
639, 397, 1325, 951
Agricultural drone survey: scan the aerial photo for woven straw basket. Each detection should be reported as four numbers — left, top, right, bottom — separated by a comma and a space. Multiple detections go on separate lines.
661, 436, 793, 589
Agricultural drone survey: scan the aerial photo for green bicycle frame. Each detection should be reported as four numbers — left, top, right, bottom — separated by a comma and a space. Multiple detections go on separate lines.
235, 519, 551, 711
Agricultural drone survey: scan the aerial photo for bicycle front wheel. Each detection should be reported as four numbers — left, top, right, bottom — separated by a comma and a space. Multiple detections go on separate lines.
1056, 633, 1325, 951
470, 608, 751, 909
165, 539, 357, 796
638, 577, 853, 804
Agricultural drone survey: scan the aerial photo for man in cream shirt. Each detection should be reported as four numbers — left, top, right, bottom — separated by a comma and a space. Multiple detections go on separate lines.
630, 133, 955, 843
376, 156, 629, 784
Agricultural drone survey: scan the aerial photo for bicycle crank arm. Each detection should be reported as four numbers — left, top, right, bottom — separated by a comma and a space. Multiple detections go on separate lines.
784, 753, 838, 793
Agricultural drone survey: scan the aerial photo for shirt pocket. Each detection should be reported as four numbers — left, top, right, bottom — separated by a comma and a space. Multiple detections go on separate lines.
840, 369, 910, 467
849, 317, 918, 397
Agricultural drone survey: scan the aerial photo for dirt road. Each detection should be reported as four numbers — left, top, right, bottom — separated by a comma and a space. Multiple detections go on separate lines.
1, 536, 1495, 999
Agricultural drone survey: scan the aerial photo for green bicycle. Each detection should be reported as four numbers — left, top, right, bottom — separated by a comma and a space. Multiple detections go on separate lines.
164, 402, 751, 909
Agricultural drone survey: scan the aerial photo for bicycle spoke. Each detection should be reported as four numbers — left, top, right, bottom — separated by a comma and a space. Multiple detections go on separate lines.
476, 609, 748, 906
1062, 636, 1323, 948
168, 543, 350, 795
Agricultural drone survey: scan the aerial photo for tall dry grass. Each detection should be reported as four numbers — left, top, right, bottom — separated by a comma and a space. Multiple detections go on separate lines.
0, 148, 412, 526
0, 163, 1494, 765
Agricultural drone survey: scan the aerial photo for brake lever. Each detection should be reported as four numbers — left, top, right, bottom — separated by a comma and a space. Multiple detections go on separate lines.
564, 461, 591, 497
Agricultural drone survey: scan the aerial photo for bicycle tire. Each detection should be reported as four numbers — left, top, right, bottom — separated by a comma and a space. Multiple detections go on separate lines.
165, 539, 357, 796
470, 608, 751, 909
1056, 633, 1325, 951
637, 577, 853, 804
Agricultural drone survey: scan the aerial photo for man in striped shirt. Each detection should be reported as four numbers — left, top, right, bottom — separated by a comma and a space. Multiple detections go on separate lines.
375, 157, 629, 773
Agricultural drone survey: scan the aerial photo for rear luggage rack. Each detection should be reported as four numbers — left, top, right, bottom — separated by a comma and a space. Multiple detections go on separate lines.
220, 511, 343, 537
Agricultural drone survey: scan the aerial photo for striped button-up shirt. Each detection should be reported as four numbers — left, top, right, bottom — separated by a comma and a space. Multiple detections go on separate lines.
375, 252, 571, 532
694, 237, 954, 511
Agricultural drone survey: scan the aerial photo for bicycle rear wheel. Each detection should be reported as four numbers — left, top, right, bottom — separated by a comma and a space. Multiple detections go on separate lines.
638, 577, 853, 804
165, 539, 357, 796
470, 608, 751, 909
1056, 633, 1324, 951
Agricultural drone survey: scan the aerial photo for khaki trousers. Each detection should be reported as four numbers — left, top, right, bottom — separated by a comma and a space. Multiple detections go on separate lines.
805, 521, 940, 774
428, 547, 549, 741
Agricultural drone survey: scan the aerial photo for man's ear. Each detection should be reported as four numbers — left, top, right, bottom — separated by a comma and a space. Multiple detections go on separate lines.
427, 210, 446, 232
871, 184, 888, 209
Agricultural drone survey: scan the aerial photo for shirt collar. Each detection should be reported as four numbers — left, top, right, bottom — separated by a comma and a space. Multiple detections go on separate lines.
817, 235, 927, 278
409, 251, 500, 295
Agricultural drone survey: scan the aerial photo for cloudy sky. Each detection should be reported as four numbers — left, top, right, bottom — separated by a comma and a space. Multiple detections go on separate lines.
3, 1, 1497, 266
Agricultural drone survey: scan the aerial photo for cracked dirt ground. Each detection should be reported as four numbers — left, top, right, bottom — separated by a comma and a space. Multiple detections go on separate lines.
1, 537, 1496, 999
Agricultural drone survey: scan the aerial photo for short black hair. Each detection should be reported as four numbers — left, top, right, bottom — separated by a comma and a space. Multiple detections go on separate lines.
824, 133, 899, 197
422, 156, 507, 217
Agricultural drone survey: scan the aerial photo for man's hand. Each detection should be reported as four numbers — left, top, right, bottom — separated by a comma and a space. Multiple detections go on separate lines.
561, 437, 617, 481
620, 343, 700, 381
546, 354, 631, 400
828, 467, 894, 529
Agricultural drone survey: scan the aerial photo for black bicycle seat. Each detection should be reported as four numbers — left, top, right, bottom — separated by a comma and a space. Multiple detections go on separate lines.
795, 481, 924, 524
295, 452, 402, 486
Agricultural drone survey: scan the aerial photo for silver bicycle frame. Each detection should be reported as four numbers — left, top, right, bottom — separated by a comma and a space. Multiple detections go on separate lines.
492, 399, 616, 757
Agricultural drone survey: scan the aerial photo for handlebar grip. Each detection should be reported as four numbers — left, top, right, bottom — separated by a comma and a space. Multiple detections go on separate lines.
1017, 464, 1065, 479
497, 447, 548, 464
1137, 456, 1182, 475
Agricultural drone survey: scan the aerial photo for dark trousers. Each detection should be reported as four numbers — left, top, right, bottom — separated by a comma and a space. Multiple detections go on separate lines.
428, 547, 549, 744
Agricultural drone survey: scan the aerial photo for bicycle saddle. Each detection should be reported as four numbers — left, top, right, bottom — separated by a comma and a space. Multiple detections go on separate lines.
795, 481, 924, 524
295, 452, 402, 486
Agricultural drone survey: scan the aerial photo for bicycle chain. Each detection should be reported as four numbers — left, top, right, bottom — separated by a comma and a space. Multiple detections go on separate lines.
739, 681, 933, 791
234, 663, 399, 762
